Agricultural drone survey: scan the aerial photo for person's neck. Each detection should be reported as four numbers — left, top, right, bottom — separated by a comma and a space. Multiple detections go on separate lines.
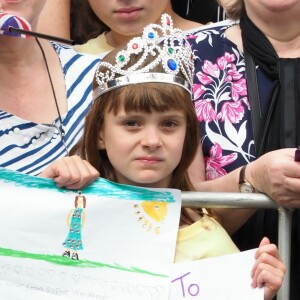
247, 11, 300, 58
106, 10, 202, 48
0, 36, 40, 66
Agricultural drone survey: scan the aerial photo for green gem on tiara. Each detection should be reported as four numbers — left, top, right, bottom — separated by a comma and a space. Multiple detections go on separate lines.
168, 47, 174, 54
118, 55, 125, 62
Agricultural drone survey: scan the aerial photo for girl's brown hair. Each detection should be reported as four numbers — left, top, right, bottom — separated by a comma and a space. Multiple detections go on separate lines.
72, 0, 110, 44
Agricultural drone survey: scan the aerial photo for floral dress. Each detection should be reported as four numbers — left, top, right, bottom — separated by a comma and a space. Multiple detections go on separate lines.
187, 20, 273, 179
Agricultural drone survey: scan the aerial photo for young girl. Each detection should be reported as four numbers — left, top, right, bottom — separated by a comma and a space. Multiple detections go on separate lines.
68, 14, 284, 299
74, 0, 203, 56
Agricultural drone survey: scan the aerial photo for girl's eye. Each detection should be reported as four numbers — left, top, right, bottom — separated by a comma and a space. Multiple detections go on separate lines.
123, 120, 140, 127
162, 120, 178, 128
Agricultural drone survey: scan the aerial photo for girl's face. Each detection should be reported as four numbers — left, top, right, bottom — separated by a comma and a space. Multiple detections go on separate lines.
88, 0, 172, 37
244, 0, 300, 16
98, 107, 187, 188
0, 0, 46, 27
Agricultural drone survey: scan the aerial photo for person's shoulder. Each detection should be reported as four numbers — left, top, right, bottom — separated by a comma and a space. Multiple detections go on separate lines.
50, 41, 100, 64
75, 33, 114, 57
75, 36, 99, 54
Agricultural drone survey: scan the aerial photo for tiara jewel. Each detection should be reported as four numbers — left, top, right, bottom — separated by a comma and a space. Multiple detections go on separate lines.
94, 14, 195, 98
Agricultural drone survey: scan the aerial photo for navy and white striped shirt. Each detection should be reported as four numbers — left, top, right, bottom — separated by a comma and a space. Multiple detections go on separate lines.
0, 42, 100, 175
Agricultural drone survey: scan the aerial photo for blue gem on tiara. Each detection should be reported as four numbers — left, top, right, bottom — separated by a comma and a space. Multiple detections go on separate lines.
167, 59, 177, 71
148, 32, 155, 39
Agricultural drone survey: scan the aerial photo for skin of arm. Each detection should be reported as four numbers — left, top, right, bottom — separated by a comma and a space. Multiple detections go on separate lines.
189, 148, 256, 235
190, 147, 300, 235
37, 0, 71, 39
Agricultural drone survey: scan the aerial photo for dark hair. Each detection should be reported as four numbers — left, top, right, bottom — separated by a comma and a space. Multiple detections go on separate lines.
223, 0, 245, 20
172, 0, 224, 23
71, 0, 110, 44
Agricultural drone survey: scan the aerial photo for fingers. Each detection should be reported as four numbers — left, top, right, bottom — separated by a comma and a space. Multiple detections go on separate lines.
39, 156, 100, 189
258, 236, 270, 248
55, 157, 99, 189
251, 238, 286, 300
249, 148, 300, 208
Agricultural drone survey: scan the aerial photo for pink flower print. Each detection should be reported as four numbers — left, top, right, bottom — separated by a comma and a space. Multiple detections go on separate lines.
193, 84, 206, 100
217, 56, 228, 71
231, 78, 247, 101
196, 71, 213, 85
227, 66, 243, 81
205, 143, 238, 180
202, 60, 220, 78
216, 52, 237, 71
224, 52, 236, 63
217, 100, 245, 123
186, 34, 197, 39
241, 97, 250, 110
194, 99, 217, 122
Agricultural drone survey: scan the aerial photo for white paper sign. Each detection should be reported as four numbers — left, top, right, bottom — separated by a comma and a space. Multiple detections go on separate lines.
170, 249, 263, 300
0, 168, 264, 300
0, 168, 181, 300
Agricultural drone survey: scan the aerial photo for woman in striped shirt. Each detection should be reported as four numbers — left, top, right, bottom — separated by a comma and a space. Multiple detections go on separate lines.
0, 0, 100, 188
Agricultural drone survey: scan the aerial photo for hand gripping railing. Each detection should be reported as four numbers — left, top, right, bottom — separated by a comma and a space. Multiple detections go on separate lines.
181, 191, 293, 300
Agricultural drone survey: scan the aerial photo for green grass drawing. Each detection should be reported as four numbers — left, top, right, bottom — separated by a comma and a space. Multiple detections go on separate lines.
0, 247, 167, 278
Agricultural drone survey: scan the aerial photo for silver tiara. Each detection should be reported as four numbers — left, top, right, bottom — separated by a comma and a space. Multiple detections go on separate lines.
94, 14, 195, 98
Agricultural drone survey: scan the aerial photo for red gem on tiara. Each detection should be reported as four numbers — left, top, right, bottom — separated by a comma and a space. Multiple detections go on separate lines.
166, 17, 171, 26
132, 43, 138, 49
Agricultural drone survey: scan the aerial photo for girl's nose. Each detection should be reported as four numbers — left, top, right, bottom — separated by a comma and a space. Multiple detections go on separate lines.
141, 127, 162, 149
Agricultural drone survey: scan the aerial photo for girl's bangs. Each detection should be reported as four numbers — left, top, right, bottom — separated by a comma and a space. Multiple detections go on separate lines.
106, 83, 191, 114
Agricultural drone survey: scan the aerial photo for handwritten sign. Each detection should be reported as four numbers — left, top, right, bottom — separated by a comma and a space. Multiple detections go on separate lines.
0, 168, 264, 299
0, 168, 181, 300
170, 249, 263, 300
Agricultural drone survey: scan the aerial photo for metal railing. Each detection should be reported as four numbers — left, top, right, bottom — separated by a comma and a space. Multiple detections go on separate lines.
181, 192, 293, 300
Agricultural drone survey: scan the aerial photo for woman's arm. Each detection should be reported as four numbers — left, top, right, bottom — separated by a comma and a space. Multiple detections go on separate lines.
190, 147, 300, 234
189, 146, 256, 234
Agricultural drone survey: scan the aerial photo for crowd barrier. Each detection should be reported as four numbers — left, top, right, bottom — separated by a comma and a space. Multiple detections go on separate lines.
181, 192, 293, 300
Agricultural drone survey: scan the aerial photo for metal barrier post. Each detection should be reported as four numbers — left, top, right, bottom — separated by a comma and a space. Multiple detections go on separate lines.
181, 192, 291, 300
277, 207, 293, 300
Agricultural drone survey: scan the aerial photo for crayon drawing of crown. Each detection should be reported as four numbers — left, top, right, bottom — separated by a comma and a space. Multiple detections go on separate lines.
94, 14, 195, 98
